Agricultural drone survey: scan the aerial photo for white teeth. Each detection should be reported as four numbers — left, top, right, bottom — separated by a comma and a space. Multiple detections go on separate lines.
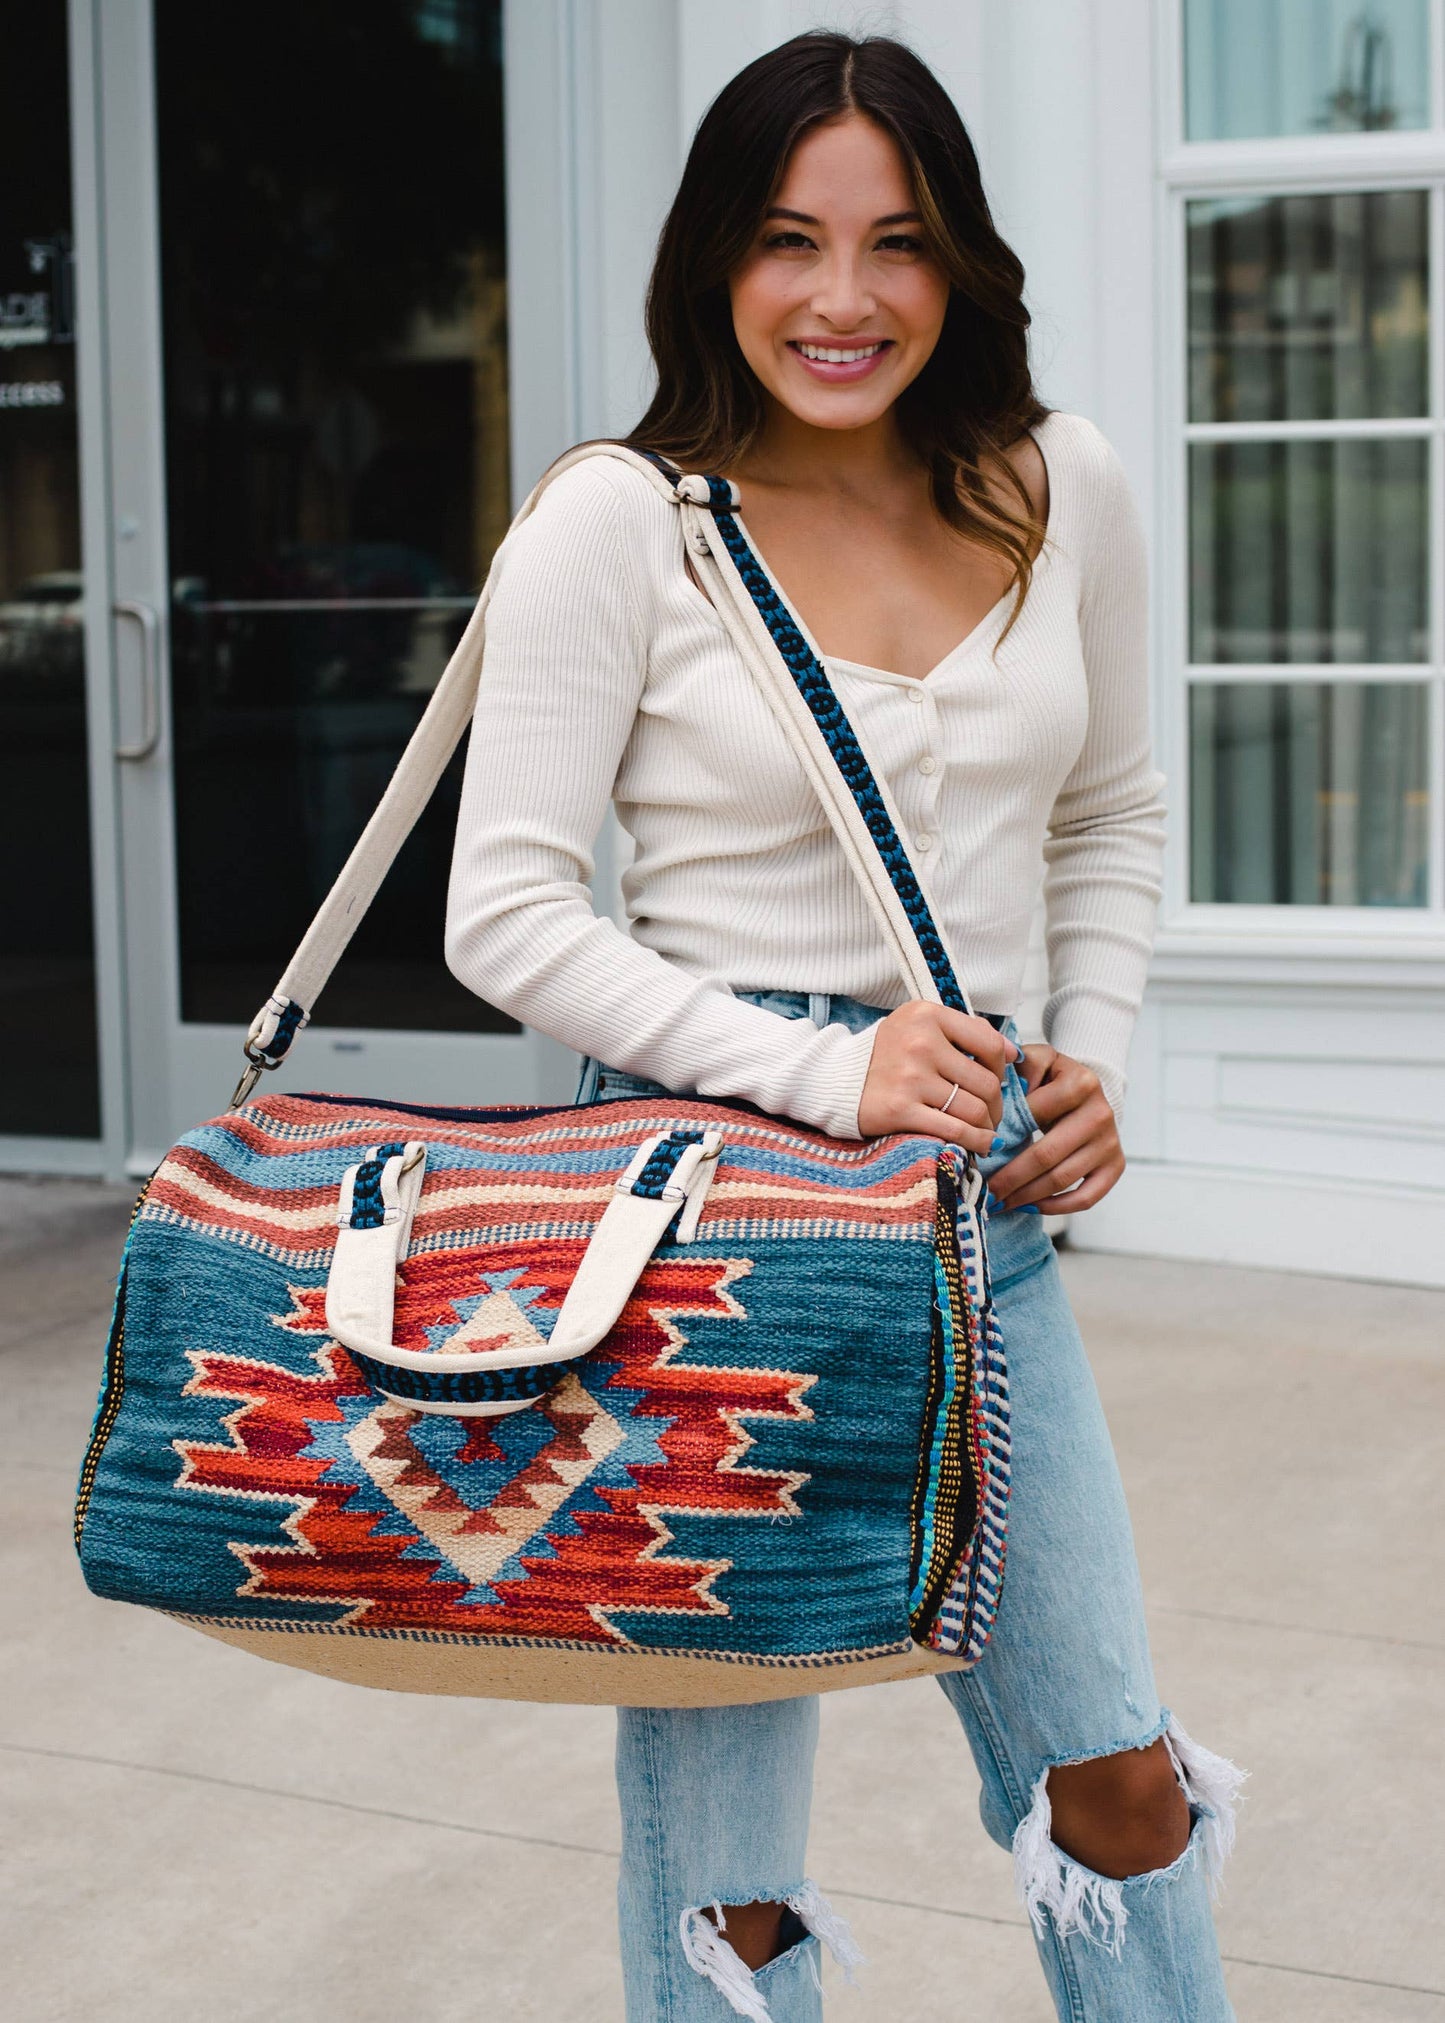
796, 342, 886, 364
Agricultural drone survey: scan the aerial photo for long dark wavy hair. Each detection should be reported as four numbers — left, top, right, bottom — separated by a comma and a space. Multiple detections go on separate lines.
626, 32, 1052, 644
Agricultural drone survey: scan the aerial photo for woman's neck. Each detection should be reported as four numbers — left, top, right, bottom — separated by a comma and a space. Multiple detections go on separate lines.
732, 400, 922, 500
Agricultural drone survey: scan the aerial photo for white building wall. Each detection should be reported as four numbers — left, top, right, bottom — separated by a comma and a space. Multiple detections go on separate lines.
571, 0, 1445, 1288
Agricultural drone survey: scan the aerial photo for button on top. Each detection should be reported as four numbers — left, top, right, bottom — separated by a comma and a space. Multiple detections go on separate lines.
918, 753, 938, 776
907, 684, 925, 704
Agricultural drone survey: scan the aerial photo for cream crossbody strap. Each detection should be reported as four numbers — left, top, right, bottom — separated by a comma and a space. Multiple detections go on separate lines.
667, 473, 968, 1017
233, 443, 960, 1104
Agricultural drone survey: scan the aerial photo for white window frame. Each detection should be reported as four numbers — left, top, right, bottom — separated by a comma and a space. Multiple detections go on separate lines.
1151, 0, 1445, 977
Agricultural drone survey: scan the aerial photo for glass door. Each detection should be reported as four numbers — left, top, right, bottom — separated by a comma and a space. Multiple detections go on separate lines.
88, 0, 573, 1168
0, 2, 102, 1156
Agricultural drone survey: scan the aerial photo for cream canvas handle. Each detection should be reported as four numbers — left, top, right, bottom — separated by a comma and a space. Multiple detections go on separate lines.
323, 1126, 725, 1416
233, 444, 966, 1103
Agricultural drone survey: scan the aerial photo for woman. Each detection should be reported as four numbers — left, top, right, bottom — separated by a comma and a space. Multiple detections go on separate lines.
446, 31, 1242, 2023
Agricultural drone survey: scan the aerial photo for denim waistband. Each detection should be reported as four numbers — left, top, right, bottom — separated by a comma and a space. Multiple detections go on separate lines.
731, 987, 1008, 1037
574, 989, 1016, 1107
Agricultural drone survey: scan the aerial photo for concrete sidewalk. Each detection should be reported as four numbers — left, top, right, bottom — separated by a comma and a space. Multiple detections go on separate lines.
2, 1174, 1441, 2021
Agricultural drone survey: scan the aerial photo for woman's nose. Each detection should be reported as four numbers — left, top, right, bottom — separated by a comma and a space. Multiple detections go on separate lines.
809, 254, 875, 328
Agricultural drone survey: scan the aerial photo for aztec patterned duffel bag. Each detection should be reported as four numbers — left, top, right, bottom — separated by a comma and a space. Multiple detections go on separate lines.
74, 447, 1011, 1707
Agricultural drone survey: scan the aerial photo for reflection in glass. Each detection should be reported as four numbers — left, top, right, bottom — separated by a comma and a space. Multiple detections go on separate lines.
0, 0, 100, 1137
156, 0, 516, 1033
1191, 683, 1428, 904
1189, 438, 1426, 664
1188, 191, 1427, 423
1184, 0, 1429, 139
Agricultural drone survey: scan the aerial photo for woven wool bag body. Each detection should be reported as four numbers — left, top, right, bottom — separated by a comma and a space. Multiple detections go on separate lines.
74, 447, 1011, 1707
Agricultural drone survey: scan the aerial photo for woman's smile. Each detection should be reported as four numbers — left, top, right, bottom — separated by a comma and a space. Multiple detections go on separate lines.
786, 336, 895, 382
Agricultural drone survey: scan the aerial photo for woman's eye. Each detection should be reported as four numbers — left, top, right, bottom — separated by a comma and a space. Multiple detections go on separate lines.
763, 231, 814, 251
877, 233, 925, 254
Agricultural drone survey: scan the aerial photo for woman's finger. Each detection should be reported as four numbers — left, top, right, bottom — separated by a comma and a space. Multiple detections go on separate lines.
1022, 1062, 1109, 1129
931, 1078, 994, 1134
990, 1106, 1094, 1198
933, 1047, 1005, 1127
1017, 1042, 1054, 1087
899, 1100, 995, 1157
936, 1010, 1016, 1082
1033, 1154, 1126, 1215
998, 1138, 1106, 1209
1018, 1074, 1074, 1126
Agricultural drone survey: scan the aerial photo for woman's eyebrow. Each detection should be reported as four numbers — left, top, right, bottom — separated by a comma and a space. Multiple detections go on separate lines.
764, 206, 923, 227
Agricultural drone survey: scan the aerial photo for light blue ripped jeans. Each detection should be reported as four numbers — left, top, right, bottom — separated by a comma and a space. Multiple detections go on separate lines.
576, 990, 1242, 2023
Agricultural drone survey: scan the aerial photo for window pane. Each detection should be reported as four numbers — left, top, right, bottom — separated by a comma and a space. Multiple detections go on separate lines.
1190, 682, 1428, 904
1184, 0, 1430, 139
0, 0, 101, 1137
1189, 438, 1427, 663
156, 0, 516, 1034
1188, 191, 1427, 423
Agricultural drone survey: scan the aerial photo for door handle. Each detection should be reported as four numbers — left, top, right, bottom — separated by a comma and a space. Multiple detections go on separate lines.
114, 598, 162, 760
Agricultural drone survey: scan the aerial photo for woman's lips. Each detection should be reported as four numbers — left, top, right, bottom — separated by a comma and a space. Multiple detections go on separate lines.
786, 339, 893, 384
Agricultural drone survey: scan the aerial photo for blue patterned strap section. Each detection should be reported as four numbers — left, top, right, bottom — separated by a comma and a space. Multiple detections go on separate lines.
640, 451, 971, 1018
628, 1128, 707, 1199
348, 1349, 560, 1411
248, 993, 309, 1065
347, 1142, 409, 1229
232, 991, 311, 1107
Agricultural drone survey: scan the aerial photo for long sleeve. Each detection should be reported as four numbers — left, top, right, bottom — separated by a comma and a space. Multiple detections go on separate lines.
444, 460, 879, 1136
1040, 425, 1167, 1116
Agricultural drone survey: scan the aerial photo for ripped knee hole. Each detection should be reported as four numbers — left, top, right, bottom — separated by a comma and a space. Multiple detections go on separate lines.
1012, 1717, 1247, 1959
680, 1882, 863, 2021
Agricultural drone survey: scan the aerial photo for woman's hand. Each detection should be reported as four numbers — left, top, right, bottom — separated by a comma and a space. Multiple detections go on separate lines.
858, 1002, 1022, 1156
991, 1044, 1124, 1214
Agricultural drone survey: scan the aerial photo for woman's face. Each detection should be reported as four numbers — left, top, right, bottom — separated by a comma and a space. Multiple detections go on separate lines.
729, 112, 950, 435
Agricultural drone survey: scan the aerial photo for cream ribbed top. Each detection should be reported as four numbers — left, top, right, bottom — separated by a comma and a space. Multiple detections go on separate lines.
445, 409, 1166, 1138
